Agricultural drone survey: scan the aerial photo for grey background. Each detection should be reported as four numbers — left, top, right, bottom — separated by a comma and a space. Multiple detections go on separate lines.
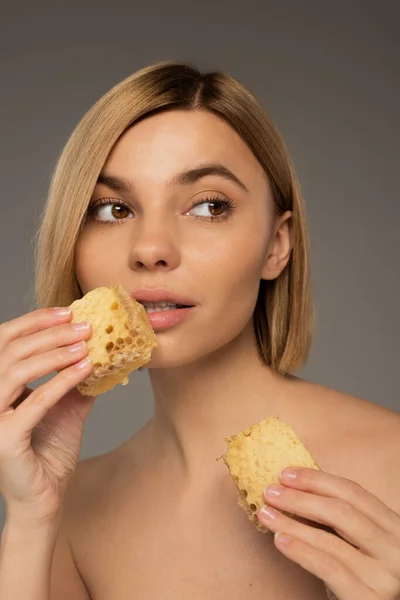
0, 1, 399, 527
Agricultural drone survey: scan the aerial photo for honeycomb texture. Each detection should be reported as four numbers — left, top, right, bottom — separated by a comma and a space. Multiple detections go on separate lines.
223, 416, 320, 533
69, 285, 157, 396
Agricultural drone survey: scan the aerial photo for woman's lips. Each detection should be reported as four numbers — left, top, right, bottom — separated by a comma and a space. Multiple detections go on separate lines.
131, 288, 197, 331
145, 306, 195, 331
132, 288, 196, 307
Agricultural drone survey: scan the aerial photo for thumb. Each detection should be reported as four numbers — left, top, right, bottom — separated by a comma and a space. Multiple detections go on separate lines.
37, 387, 97, 429
30, 388, 97, 454
60, 387, 97, 422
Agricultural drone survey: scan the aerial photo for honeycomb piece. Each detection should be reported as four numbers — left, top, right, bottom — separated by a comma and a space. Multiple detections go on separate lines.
223, 416, 320, 532
69, 285, 157, 396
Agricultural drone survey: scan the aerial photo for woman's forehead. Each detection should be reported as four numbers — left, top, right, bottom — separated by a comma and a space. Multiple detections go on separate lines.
103, 109, 268, 192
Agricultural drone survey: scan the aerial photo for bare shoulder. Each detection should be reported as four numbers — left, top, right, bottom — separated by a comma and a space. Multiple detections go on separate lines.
289, 377, 400, 513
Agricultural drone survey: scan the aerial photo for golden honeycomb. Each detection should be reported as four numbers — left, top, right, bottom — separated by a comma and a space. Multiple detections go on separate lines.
223, 416, 320, 532
69, 285, 157, 396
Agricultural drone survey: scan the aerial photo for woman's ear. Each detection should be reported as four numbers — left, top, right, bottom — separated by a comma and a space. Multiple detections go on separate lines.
261, 211, 293, 281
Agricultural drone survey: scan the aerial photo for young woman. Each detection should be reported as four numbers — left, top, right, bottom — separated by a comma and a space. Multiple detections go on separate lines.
0, 61, 399, 600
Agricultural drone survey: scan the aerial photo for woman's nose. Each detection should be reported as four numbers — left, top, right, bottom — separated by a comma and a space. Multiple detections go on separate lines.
128, 218, 181, 272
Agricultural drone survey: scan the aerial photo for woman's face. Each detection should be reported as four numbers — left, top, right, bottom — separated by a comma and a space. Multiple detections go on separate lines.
75, 109, 291, 368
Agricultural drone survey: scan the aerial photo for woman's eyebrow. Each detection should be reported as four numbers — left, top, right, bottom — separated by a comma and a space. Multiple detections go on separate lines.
96, 173, 132, 193
173, 163, 249, 192
96, 163, 250, 194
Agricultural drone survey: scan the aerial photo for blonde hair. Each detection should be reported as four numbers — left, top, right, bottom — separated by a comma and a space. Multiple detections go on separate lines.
34, 60, 314, 374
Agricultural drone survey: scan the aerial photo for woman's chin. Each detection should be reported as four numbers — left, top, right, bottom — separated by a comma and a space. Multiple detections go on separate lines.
145, 354, 197, 370
144, 342, 229, 371
144, 342, 210, 370
145, 320, 252, 370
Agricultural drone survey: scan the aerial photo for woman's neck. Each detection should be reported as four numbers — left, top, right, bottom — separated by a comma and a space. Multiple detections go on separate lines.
148, 322, 292, 483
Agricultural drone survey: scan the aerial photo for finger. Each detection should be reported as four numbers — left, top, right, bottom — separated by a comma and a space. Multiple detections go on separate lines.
0, 307, 73, 351
0, 388, 33, 414
0, 391, 31, 417
0, 321, 91, 367
271, 533, 378, 600
12, 387, 33, 409
0, 342, 89, 411
257, 505, 397, 596
264, 484, 395, 563
11, 357, 93, 432
280, 467, 400, 536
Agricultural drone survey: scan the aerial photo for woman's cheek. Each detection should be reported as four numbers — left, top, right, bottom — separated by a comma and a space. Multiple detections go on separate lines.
75, 234, 125, 293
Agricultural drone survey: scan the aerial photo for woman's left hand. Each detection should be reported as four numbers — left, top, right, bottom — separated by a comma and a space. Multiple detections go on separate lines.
256, 467, 400, 599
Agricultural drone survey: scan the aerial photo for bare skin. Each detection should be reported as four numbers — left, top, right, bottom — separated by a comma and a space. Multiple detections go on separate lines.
56, 381, 400, 600
56, 108, 400, 599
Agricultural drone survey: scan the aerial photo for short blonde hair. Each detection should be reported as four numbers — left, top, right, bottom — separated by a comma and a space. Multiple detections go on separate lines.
34, 61, 314, 374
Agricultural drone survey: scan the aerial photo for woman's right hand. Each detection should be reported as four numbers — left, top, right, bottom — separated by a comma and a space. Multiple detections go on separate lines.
0, 307, 95, 526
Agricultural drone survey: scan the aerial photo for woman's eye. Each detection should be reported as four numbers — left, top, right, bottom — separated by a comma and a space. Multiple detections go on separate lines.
88, 202, 133, 222
87, 196, 235, 224
188, 198, 233, 220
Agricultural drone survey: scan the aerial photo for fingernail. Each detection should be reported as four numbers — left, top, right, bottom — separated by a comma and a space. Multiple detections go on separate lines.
52, 307, 72, 317
75, 357, 92, 369
265, 485, 283, 498
280, 468, 299, 481
259, 506, 278, 521
68, 341, 86, 353
275, 532, 292, 545
71, 321, 90, 331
